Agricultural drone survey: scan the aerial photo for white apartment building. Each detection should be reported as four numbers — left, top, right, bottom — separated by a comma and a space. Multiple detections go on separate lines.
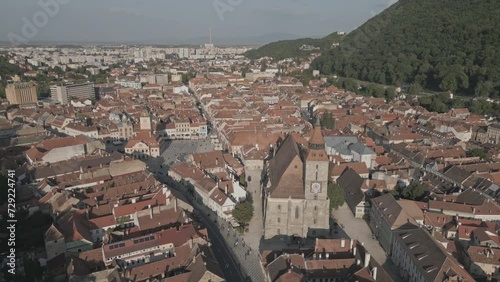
50, 83, 96, 105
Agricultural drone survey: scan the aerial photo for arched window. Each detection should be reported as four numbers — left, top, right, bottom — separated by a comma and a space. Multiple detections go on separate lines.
295, 206, 299, 219
314, 206, 318, 211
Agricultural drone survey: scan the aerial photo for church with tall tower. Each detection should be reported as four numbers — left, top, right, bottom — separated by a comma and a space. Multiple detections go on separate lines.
264, 121, 330, 239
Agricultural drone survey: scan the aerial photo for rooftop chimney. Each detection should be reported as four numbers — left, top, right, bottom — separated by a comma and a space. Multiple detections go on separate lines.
364, 253, 371, 268
372, 267, 378, 280
174, 198, 178, 212
149, 204, 153, 218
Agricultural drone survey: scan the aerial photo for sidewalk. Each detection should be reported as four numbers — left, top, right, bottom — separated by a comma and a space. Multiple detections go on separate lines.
332, 204, 402, 282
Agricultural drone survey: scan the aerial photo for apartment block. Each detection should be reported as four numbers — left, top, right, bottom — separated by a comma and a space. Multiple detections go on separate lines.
6, 82, 38, 105
50, 82, 96, 104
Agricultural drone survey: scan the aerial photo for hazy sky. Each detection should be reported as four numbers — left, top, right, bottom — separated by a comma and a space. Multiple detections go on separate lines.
1, 0, 397, 43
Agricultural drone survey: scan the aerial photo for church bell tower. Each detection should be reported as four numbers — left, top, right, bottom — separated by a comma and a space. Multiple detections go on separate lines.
304, 119, 329, 201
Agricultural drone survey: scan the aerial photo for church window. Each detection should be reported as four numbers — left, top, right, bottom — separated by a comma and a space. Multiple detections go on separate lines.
277, 229, 281, 235
314, 206, 318, 211
295, 206, 299, 219
316, 171, 318, 180
314, 219, 317, 224
316, 165, 318, 169
278, 217, 281, 223
277, 205, 281, 211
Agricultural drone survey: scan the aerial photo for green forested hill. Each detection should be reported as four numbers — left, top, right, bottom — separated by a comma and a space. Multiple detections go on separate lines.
245, 33, 344, 60
311, 0, 500, 98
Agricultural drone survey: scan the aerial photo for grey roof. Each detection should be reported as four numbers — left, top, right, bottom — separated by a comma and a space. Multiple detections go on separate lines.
267, 255, 288, 282
348, 143, 376, 156
332, 142, 352, 156
337, 168, 364, 215
187, 253, 224, 282
32, 155, 121, 180
442, 166, 472, 185
455, 189, 486, 206
324, 136, 358, 149
371, 193, 403, 228
392, 226, 472, 282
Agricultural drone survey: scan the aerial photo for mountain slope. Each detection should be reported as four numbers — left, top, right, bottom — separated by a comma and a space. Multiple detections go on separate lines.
311, 0, 500, 97
245, 33, 344, 60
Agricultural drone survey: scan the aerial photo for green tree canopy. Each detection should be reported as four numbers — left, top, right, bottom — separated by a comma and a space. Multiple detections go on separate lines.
233, 200, 254, 226
311, 0, 500, 98
320, 112, 335, 130
401, 181, 427, 201
327, 182, 345, 212
466, 148, 490, 161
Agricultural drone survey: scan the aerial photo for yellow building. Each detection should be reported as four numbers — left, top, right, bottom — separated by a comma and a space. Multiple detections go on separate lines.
6, 82, 38, 105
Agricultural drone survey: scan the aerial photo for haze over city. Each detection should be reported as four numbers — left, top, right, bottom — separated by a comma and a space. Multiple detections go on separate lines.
1, 0, 397, 44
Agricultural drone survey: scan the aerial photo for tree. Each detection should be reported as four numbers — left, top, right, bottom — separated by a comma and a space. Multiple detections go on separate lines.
409, 83, 421, 96
401, 181, 427, 201
239, 173, 247, 187
424, 122, 435, 129
466, 148, 489, 161
260, 60, 268, 72
327, 182, 344, 212
241, 66, 250, 78
233, 201, 254, 226
342, 78, 358, 92
309, 0, 500, 99
320, 112, 335, 130
385, 86, 397, 101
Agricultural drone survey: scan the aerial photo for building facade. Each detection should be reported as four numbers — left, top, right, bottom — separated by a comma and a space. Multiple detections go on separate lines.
50, 82, 96, 105
486, 124, 500, 145
6, 82, 38, 105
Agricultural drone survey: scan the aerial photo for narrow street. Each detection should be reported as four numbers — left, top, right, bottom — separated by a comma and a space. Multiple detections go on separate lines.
242, 169, 264, 253
156, 172, 266, 281
155, 173, 247, 281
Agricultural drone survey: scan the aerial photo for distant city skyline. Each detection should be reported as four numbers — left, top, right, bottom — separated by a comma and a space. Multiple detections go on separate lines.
1, 0, 398, 45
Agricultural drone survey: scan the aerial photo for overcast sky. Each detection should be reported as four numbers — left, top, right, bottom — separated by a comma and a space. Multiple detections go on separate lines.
1, 0, 397, 44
